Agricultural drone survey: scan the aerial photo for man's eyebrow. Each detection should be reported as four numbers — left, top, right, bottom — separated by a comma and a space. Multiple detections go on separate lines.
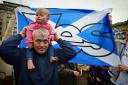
37, 38, 48, 41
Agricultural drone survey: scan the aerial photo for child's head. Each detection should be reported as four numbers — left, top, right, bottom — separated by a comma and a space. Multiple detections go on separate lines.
35, 8, 50, 23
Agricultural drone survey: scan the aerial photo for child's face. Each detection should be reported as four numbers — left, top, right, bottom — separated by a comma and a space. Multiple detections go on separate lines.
35, 13, 49, 23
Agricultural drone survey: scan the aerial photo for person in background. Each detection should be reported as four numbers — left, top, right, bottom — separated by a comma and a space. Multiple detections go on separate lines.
77, 64, 92, 85
116, 28, 128, 85
115, 64, 128, 85
59, 63, 92, 85
90, 66, 112, 85
59, 63, 81, 85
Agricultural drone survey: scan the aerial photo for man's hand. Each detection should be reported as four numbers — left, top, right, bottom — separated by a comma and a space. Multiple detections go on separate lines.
118, 64, 128, 71
54, 32, 59, 41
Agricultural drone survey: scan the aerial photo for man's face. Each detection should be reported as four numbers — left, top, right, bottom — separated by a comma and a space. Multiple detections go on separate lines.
33, 32, 50, 54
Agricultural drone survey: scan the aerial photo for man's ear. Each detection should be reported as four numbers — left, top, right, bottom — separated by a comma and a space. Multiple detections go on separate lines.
48, 37, 51, 43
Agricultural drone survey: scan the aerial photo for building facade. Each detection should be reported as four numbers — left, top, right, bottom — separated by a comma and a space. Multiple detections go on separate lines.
112, 20, 128, 40
0, 1, 28, 85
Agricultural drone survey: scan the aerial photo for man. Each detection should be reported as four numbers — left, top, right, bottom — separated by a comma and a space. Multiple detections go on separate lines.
0, 28, 76, 85
115, 29, 128, 85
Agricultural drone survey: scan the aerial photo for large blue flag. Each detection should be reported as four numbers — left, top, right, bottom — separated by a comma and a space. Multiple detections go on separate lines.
15, 7, 120, 66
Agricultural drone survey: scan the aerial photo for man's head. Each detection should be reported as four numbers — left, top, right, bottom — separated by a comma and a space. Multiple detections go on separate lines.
35, 8, 50, 23
32, 28, 50, 54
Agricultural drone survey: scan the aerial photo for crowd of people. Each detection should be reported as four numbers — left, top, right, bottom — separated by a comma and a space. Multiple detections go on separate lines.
0, 8, 128, 85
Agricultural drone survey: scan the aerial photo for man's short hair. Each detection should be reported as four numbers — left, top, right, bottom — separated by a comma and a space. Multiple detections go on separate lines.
32, 28, 49, 38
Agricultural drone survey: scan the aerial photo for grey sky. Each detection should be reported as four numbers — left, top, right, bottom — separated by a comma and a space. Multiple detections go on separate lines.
0, 0, 128, 24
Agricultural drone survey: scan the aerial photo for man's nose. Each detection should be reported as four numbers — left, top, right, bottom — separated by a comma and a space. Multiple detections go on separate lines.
40, 42, 45, 46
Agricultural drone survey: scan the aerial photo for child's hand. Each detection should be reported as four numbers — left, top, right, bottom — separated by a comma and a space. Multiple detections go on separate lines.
20, 27, 27, 38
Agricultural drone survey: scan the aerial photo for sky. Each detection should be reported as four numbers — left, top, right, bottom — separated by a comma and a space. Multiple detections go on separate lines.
0, 0, 128, 24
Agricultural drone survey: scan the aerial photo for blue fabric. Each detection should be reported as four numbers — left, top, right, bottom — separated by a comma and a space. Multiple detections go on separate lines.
48, 44, 54, 58
16, 8, 119, 66
26, 49, 33, 59
0, 34, 76, 85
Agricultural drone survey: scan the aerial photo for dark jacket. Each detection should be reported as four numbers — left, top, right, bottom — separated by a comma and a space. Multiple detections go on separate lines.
0, 34, 76, 85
